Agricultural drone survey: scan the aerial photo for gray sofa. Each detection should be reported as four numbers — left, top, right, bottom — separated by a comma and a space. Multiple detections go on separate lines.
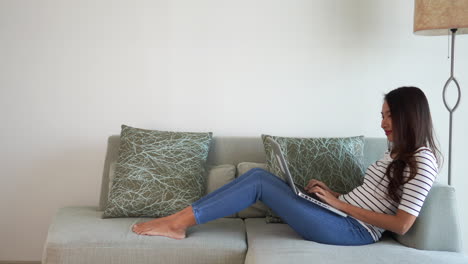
42, 136, 468, 264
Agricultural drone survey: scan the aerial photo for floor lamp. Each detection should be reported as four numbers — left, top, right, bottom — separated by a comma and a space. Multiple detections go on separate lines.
413, 0, 468, 186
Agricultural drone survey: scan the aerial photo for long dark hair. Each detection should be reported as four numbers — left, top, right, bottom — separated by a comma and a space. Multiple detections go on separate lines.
384, 87, 442, 203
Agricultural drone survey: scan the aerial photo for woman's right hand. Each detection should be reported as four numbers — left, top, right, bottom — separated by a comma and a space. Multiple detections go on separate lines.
304, 179, 331, 194
305, 179, 342, 198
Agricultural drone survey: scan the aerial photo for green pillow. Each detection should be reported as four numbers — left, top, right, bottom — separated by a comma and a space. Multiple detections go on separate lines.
261, 135, 365, 223
103, 125, 213, 218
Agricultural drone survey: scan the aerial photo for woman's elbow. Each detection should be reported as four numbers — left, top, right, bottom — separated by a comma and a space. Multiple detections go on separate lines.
396, 223, 412, 235
394, 211, 417, 235
396, 229, 407, 236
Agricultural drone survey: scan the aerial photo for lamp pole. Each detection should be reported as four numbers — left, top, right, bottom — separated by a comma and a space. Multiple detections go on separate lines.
442, 28, 462, 186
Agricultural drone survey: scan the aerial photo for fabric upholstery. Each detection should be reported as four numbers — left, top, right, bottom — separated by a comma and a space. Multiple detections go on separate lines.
43, 136, 466, 264
206, 137, 266, 165
262, 134, 365, 193
362, 137, 389, 169
99, 136, 121, 210
243, 218, 468, 264
43, 207, 247, 264
206, 164, 236, 194
104, 163, 235, 212
103, 125, 212, 218
99, 136, 268, 210
261, 135, 365, 223
99, 136, 383, 210
393, 182, 463, 252
108, 161, 117, 195
108, 164, 235, 196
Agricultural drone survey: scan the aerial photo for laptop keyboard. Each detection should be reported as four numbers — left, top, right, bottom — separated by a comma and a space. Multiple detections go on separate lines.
295, 184, 314, 197
294, 183, 330, 207
290, 182, 347, 217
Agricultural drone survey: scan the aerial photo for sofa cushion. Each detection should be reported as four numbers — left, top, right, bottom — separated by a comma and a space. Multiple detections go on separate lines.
43, 207, 247, 264
108, 163, 236, 198
103, 125, 213, 218
106, 163, 236, 217
261, 135, 365, 223
243, 218, 468, 264
206, 164, 236, 194
236, 162, 269, 218
393, 182, 463, 252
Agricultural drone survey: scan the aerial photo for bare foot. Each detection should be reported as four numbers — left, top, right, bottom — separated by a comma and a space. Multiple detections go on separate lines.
132, 217, 186, 239
132, 206, 196, 239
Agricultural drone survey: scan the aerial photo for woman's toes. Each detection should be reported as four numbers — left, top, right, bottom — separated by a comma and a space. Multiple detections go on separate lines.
133, 225, 143, 234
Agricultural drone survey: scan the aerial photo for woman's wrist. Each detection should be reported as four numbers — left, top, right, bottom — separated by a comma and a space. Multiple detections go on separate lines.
334, 199, 348, 211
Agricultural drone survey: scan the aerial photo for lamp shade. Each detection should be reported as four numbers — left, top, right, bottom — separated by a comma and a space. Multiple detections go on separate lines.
414, 0, 468, 35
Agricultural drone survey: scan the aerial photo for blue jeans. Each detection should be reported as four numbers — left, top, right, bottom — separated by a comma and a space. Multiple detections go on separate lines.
192, 168, 375, 246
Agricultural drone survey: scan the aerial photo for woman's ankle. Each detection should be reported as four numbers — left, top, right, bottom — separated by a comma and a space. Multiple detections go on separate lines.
171, 206, 197, 230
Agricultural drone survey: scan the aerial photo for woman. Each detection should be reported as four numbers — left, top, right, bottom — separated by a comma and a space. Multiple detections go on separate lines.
132, 86, 441, 246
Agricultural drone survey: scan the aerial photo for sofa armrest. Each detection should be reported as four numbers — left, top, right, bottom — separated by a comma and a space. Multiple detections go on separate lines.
393, 182, 462, 252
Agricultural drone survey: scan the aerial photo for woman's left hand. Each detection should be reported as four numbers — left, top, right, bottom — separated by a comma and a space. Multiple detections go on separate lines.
309, 186, 344, 210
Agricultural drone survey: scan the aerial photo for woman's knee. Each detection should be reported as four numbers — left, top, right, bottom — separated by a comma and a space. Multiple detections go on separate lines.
246, 167, 268, 175
241, 168, 271, 183
246, 168, 283, 185
247, 168, 278, 180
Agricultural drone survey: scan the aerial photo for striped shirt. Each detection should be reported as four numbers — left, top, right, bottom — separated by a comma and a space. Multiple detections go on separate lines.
338, 147, 438, 241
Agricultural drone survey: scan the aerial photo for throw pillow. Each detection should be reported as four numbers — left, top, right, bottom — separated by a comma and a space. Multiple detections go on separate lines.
103, 125, 213, 218
107, 164, 235, 202
262, 134, 365, 223
205, 164, 236, 194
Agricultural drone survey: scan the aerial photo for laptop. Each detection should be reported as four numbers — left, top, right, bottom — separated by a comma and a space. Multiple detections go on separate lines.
266, 137, 348, 217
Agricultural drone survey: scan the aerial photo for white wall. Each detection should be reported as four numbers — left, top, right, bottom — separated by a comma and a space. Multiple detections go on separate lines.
0, 0, 467, 261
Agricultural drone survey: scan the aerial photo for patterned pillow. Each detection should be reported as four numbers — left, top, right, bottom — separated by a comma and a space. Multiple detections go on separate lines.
262, 135, 365, 223
103, 125, 213, 218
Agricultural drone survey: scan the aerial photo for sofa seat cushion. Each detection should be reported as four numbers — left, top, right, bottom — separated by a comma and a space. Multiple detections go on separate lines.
43, 207, 247, 264
244, 218, 468, 264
